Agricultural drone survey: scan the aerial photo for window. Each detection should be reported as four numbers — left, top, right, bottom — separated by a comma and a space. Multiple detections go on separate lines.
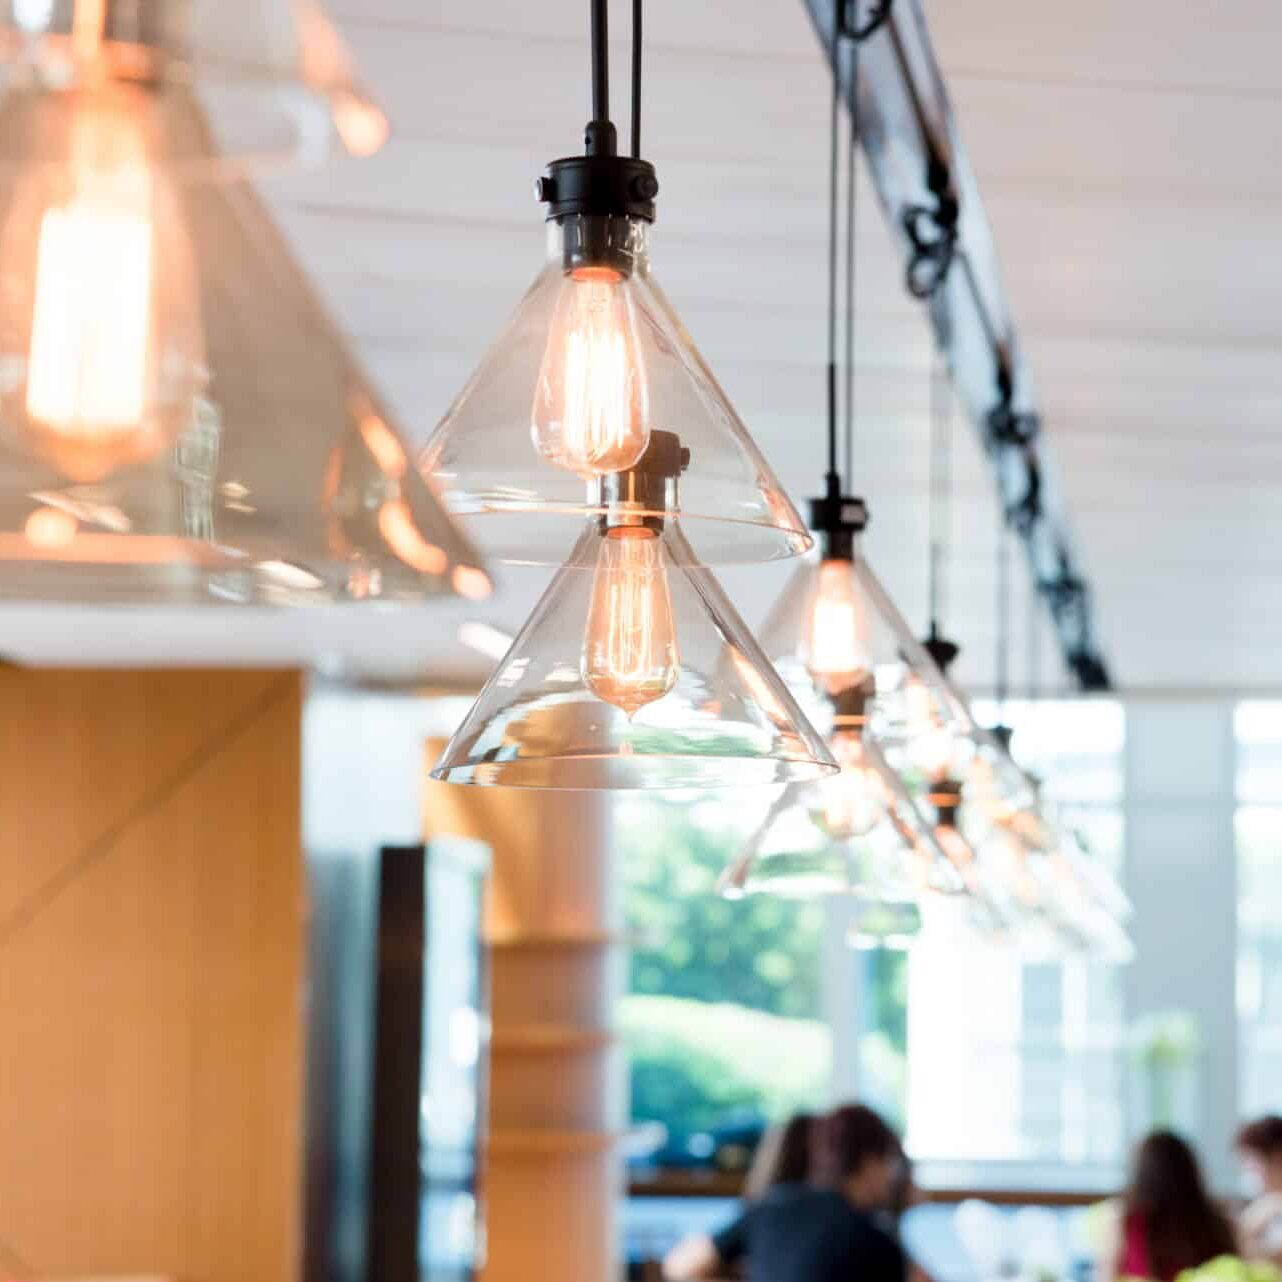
892, 699, 1128, 1176
620, 794, 832, 1169
1235, 702, 1282, 1118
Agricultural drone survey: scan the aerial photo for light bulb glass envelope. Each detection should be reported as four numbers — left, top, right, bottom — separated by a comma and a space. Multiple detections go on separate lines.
421, 214, 812, 568
0, 79, 485, 602
429, 521, 836, 789
0, 0, 389, 169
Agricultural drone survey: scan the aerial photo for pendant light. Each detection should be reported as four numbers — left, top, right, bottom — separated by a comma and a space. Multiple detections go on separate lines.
429, 0, 835, 789
0, 0, 487, 603
757, 16, 969, 801
418, 0, 811, 568
721, 28, 963, 907
717, 732, 963, 904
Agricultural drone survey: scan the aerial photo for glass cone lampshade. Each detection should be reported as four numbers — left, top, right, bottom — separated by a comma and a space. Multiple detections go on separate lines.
761, 549, 970, 756
429, 518, 835, 789
717, 732, 964, 901
421, 215, 811, 568
0, 0, 389, 170
0, 83, 486, 602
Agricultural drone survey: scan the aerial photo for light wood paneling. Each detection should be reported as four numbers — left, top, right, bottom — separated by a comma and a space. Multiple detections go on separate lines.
0, 669, 304, 1281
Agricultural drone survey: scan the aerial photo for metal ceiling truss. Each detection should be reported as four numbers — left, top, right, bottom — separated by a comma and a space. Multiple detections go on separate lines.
804, 0, 1112, 692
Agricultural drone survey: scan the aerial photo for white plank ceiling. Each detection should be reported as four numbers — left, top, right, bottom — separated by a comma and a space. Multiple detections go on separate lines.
2, 0, 1278, 694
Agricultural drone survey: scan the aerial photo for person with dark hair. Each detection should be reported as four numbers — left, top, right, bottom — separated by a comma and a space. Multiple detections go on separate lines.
1109, 1130, 1236, 1281
1236, 1115, 1282, 1263
662, 1103, 908, 1282
743, 1112, 815, 1202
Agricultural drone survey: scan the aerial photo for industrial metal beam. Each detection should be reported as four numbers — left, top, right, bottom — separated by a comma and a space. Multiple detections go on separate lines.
804, 0, 1112, 691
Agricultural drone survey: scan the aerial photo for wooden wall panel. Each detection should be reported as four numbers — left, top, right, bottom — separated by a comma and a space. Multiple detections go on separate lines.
0, 669, 305, 1282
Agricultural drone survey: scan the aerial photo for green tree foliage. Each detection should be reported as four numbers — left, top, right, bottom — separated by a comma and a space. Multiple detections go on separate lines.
621, 798, 827, 1020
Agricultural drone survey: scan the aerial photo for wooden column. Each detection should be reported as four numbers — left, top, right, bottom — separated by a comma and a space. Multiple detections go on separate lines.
423, 743, 621, 1282
0, 668, 305, 1280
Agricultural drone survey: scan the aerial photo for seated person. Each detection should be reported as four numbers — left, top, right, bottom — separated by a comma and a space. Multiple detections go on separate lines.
663, 1103, 908, 1282
1237, 1115, 1282, 1265
1106, 1130, 1236, 1282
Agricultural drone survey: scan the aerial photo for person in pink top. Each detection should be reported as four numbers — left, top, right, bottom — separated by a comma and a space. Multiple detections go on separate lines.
1113, 1132, 1236, 1281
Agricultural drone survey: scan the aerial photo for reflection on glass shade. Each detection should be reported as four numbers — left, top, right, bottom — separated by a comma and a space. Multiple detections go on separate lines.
422, 215, 811, 567
429, 522, 836, 789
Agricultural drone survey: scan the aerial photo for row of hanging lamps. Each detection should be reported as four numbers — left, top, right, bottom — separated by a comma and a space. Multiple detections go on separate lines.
0, 0, 488, 603
1017, 590, 1137, 962
717, 10, 964, 939
428, 0, 836, 790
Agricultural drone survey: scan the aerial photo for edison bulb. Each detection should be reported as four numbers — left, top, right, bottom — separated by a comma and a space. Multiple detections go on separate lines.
811, 730, 885, 840
532, 264, 650, 476
0, 84, 205, 481
582, 526, 679, 716
804, 558, 873, 695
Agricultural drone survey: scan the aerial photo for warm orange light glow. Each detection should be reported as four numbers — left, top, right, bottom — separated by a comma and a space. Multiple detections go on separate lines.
452, 565, 492, 600
1, 86, 204, 481
532, 266, 651, 475
378, 499, 447, 574
332, 91, 390, 158
359, 413, 407, 479
804, 558, 872, 695
24, 506, 78, 548
811, 729, 886, 839
582, 526, 678, 716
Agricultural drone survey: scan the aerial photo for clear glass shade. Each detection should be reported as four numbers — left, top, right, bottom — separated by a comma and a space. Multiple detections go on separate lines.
761, 549, 966, 748
0, 82, 487, 603
0, 0, 388, 170
718, 732, 964, 900
421, 215, 812, 568
429, 521, 836, 789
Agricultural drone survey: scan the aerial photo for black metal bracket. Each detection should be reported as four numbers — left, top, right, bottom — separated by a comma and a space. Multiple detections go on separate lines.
839, 0, 895, 41
902, 157, 959, 299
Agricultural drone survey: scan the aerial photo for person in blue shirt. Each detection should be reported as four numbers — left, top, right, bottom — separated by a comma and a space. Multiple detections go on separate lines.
663, 1104, 908, 1282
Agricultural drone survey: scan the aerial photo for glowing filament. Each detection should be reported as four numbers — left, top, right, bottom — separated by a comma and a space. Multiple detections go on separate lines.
582, 526, 679, 716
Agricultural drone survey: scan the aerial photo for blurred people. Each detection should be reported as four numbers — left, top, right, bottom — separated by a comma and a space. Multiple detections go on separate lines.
663, 1103, 908, 1282
1105, 1130, 1236, 1281
1236, 1115, 1282, 1264
742, 1112, 815, 1202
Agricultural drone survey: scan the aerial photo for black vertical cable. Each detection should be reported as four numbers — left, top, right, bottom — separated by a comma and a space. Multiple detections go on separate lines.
825, 4, 841, 483
591, 0, 609, 124
631, 0, 643, 157
927, 350, 951, 634
995, 510, 1010, 716
842, 14, 859, 488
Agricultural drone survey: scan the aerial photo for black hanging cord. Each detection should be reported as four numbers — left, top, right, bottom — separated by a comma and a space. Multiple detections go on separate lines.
927, 350, 951, 634
825, 7, 841, 485
631, 0, 643, 157
842, 24, 859, 488
590, 0, 610, 125
995, 509, 1011, 715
